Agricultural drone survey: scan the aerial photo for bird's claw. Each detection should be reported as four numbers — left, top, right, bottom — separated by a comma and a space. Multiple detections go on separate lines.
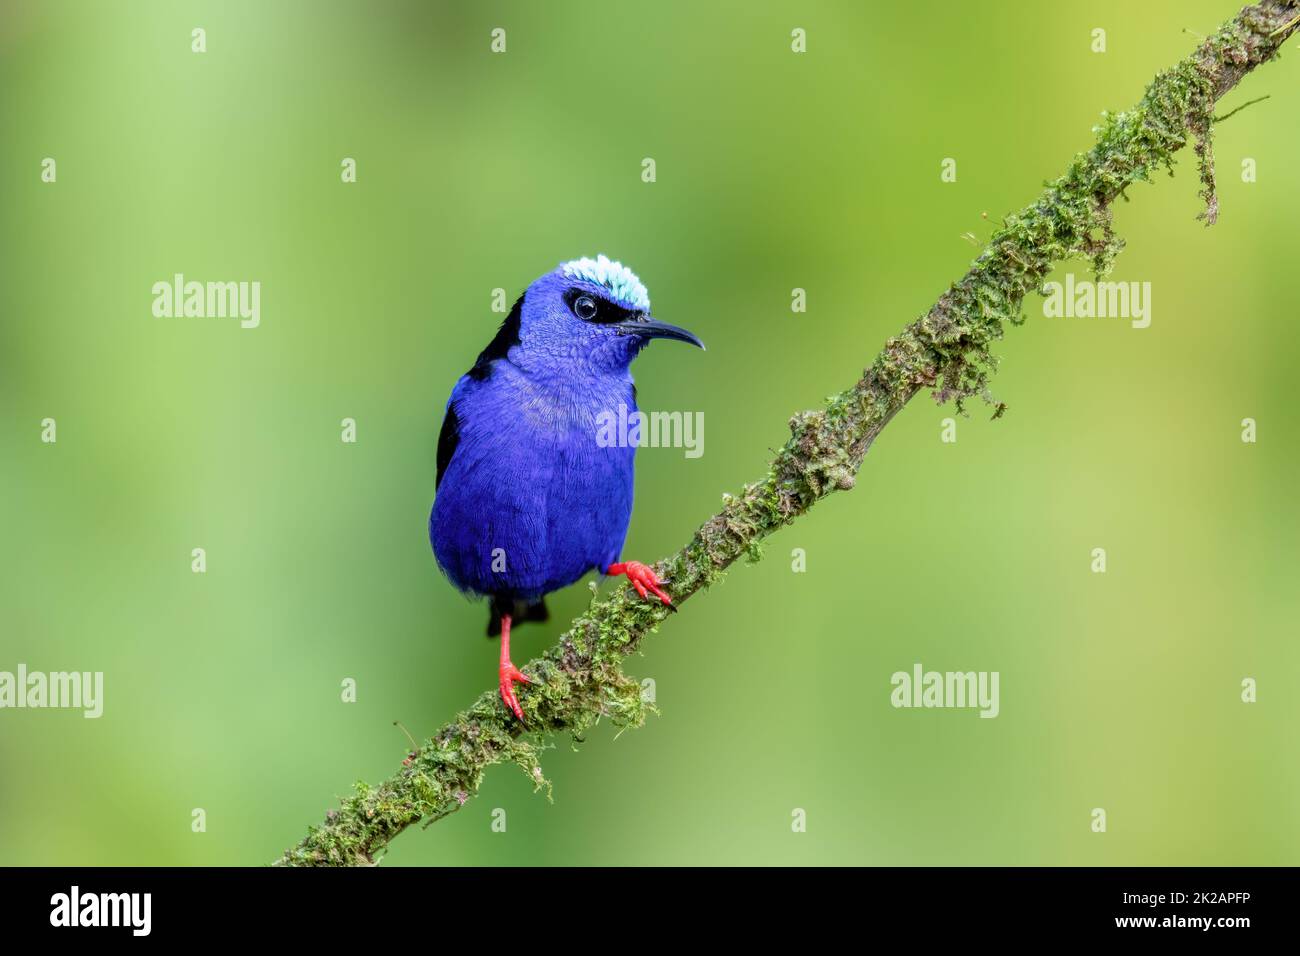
499, 663, 530, 721
608, 561, 673, 608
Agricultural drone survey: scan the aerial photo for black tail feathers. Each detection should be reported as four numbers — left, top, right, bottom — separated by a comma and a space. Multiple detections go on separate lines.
487, 596, 549, 637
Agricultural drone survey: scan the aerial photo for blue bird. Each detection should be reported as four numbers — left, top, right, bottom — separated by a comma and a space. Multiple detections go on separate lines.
430, 256, 705, 719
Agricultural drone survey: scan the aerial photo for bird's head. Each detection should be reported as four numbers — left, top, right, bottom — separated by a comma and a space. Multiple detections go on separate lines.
511, 255, 704, 374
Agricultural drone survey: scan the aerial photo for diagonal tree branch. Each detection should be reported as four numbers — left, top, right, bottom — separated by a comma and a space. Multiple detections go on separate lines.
277, 1, 1299, 866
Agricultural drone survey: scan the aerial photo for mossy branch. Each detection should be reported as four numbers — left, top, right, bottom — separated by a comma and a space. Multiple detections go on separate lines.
276, 1, 1298, 866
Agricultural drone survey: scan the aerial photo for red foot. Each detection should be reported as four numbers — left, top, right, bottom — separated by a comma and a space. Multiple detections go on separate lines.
497, 612, 530, 720
607, 561, 673, 609
499, 662, 530, 721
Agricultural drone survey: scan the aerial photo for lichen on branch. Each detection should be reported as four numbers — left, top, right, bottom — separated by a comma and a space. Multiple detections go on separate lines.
276, 1, 1298, 866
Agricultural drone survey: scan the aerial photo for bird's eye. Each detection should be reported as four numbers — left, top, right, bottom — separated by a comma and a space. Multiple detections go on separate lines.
573, 295, 598, 320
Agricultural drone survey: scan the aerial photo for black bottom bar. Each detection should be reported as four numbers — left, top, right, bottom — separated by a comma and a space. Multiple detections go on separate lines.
0, 866, 1283, 939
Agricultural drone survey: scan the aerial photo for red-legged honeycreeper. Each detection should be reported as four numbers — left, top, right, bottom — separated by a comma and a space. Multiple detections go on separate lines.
429, 256, 705, 719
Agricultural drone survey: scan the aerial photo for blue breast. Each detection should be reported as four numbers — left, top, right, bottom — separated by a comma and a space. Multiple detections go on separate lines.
430, 365, 636, 600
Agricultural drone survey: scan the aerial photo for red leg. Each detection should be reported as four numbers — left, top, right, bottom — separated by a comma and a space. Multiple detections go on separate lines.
498, 613, 530, 720
607, 561, 673, 608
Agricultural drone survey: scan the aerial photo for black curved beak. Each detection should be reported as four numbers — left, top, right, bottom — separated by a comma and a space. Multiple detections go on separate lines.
613, 314, 706, 350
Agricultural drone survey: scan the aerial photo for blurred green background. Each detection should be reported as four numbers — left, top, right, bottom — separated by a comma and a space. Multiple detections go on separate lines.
2, 0, 1297, 866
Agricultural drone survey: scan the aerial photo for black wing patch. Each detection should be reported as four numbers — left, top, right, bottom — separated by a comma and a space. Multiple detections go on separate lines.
435, 401, 460, 490
467, 293, 525, 381
439, 293, 527, 487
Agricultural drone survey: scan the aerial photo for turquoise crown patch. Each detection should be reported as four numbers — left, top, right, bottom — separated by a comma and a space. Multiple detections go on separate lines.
559, 255, 650, 311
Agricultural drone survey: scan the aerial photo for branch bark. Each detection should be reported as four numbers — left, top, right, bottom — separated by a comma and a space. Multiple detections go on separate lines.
277, 1, 1299, 866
